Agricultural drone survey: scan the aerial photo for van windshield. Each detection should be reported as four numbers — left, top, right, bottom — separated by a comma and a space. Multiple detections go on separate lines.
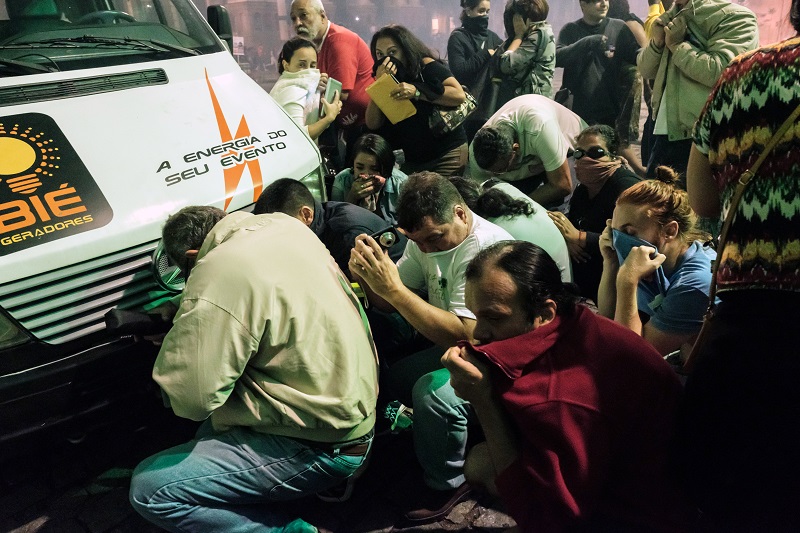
0, 0, 225, 74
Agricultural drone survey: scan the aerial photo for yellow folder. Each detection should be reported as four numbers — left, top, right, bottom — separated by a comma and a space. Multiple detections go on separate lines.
365, 73, 417, 124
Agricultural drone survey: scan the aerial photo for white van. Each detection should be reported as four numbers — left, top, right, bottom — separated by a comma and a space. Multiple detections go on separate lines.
0, 0, 326, 450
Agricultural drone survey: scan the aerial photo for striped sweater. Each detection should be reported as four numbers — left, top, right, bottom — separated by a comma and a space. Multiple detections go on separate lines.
693, 36, 800, 293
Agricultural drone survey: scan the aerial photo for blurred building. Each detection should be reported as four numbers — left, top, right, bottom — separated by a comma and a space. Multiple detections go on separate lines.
191, 0, 791, 90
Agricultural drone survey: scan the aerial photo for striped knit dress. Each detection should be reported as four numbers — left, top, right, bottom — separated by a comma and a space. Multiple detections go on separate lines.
693, 35, 800, 294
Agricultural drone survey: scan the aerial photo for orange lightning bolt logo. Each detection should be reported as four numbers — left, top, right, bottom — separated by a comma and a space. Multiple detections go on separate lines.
205, 70, 264, 210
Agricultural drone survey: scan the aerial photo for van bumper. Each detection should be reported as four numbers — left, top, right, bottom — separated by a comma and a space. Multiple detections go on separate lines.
0, 335, 160, 454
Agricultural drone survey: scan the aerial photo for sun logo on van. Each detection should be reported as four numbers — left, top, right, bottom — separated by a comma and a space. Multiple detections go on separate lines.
0, 122, 61, 195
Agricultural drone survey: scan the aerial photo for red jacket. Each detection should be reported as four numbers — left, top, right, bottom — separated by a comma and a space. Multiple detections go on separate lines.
468, 305, 692, 531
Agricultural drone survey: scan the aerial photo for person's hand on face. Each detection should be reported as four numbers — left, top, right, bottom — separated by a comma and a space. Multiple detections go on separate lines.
441, 345, 493, 406
512, 14, 529, 39
375, 56, 397, 79
617, 243, 666, 286
350, 174, 376, 200
599, 219, 618, 265
348, 234, 402, 296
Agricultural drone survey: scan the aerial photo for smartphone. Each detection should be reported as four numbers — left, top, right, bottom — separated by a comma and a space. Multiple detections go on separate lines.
320, 77, 342, 117
370, 227, 400, 249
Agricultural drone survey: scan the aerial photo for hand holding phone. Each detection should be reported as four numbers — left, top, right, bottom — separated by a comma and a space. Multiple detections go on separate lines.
321, 77, 343, 118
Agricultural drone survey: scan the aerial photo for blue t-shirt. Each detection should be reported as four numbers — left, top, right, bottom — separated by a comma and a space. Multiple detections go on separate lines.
638, 241, 715, 334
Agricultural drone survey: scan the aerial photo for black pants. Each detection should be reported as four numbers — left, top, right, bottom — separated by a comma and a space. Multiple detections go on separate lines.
646, 136, 692, 181
676, 291, 800, 531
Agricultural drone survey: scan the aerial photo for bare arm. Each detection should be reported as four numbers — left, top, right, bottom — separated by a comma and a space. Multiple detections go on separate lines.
686, 144, 721, 217
529, 159, 572, 208
365, 99, 386, 130
641, 323, 697, 356
596, 221, 620, 318
420, 77, 466, 107
613, 245, 666, 337
613, 272, 644, 335
443, 346, 519, 474
626, 20, 648, 49
385, 286, 476, 347
350, 236, 475, 347
306, 93, 341, 140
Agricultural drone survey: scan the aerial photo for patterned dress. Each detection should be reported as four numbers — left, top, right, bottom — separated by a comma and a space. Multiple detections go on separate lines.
693, 35, 800, 293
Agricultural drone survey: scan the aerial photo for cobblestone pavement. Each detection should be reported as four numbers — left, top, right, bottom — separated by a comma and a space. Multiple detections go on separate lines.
0, 393, 515, 533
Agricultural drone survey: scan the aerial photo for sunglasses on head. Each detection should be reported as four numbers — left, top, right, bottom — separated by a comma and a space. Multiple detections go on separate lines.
573, 146, 609, 160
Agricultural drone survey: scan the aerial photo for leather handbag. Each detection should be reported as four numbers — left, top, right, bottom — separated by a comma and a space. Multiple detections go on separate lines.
682, 102, 800, 374
428, 86, 477, 137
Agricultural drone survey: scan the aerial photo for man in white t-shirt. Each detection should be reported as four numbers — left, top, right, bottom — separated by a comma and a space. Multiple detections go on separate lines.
350, 171, 512, 524
468, 94, 587, 210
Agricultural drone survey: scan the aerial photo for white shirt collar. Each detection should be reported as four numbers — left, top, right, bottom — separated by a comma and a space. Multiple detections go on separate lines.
318, 20, 331, 48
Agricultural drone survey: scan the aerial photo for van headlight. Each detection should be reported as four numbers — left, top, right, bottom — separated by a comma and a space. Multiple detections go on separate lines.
0, 313, 30, 349
299, 164, 327, 201
151, 240, 186, 293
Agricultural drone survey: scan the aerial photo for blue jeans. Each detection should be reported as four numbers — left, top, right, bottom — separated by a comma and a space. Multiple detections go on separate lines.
129, 423, 372, 532
413, 368, 471, 490
387, 348, 472, 490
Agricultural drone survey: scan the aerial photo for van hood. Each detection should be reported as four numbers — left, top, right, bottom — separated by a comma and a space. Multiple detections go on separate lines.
0, 52, 322, 284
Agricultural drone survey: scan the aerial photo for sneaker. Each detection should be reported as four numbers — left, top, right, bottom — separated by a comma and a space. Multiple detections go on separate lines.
402, 482, 473, 525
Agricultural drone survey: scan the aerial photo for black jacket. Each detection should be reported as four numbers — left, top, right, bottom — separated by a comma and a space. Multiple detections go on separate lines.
311, 200, 406, 277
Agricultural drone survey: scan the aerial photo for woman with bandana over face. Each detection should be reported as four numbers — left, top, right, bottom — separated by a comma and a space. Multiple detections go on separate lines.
596, 167, 715, 355
447, 0, 502, 141
366, 25, 469, 177
547, 124, 639, 302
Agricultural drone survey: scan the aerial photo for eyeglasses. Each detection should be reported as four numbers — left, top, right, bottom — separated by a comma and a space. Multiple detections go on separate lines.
573, 146, 609, 160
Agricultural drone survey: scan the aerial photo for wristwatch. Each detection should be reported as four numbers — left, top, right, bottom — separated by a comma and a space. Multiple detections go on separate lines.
413, 88, 421, 100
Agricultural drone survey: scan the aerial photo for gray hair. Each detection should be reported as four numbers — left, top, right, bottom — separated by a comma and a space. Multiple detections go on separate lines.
291, 0, 325, 14
162, 206, 226, 267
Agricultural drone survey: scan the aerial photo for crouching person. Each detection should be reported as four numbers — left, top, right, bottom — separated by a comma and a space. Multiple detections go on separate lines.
443, 241, 693, 531
129, 207, 378, 532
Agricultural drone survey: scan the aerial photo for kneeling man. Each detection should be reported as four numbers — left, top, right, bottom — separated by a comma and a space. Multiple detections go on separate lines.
130, 207, 378, 532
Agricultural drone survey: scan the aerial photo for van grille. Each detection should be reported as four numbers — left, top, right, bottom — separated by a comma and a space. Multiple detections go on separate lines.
0, 69, 168, 106
0, 241, 172, 344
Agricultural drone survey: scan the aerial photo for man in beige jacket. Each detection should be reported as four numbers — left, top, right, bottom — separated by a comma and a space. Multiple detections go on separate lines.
129, 206, 378, 532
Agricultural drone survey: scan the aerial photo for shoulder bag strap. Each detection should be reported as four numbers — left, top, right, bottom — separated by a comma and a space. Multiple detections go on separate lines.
683, 101, 800, 372
706, 101, 800, 306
